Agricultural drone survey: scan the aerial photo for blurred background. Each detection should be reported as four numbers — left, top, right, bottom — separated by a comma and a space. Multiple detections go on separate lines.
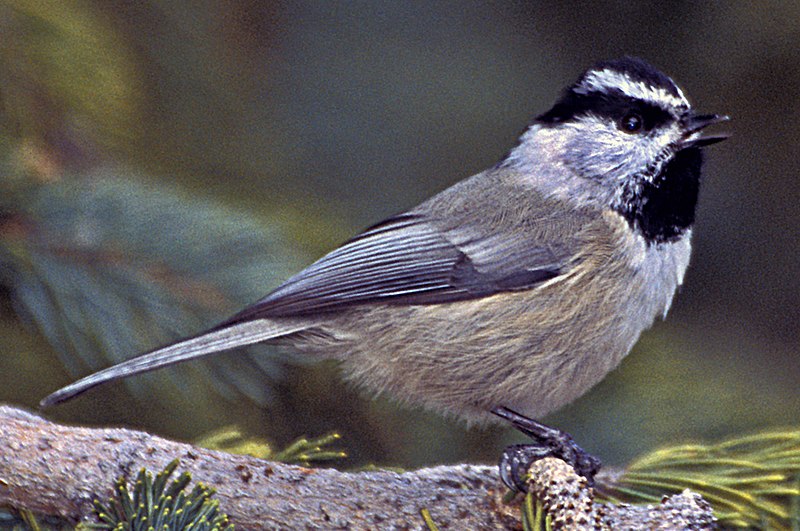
0, 1, 797, 470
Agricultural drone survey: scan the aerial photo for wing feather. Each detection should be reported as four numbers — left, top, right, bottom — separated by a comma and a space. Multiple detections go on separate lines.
222, 211, 569, 322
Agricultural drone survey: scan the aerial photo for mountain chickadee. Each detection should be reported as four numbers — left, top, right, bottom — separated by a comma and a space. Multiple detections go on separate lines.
41, 57, 728, 490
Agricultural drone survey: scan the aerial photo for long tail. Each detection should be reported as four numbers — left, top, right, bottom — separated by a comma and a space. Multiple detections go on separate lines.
40, 319, 305, 407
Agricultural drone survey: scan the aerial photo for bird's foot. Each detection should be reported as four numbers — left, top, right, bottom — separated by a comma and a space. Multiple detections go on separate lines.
492, 406, 601, 492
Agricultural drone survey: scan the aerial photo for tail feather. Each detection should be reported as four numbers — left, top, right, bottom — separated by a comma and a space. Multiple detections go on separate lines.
40, 319, 305, 407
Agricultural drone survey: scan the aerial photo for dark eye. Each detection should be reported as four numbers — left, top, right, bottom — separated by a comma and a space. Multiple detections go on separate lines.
620, 112, 643, 133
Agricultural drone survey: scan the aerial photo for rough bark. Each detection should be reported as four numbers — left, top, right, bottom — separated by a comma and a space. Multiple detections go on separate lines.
0, 404, 715, 529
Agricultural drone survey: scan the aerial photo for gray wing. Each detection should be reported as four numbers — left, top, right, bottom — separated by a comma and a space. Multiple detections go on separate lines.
39, 205, 578, 408
222, 212, 573, 323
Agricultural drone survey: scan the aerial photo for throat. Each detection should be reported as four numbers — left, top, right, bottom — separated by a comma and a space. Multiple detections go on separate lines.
616, 147, 703, 244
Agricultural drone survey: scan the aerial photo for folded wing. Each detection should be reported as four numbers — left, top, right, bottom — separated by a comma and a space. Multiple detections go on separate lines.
223, 213, 571, 323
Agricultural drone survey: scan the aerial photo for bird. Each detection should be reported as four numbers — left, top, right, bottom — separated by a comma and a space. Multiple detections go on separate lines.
41, 57, 728, 490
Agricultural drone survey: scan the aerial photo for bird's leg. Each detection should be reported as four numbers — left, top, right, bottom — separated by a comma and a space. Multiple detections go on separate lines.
492, 406, 601, 492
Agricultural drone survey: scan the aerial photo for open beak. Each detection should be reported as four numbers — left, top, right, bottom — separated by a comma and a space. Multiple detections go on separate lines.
681, 113, 730, 148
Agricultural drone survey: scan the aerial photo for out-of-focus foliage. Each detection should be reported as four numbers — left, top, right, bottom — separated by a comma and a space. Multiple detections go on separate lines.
270, 431, 346, 464
0, 169, 304, 405
195, 426, 346, 464
0, 1, 144, 173
194, 425, 275, 460
0, 2, 316, 411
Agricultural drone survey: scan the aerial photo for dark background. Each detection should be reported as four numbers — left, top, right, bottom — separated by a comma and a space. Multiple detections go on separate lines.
0, 1, 797, 469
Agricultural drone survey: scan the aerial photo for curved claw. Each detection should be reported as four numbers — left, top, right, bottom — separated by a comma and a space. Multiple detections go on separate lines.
493, 406, 602, 491
499, 443, 553, 492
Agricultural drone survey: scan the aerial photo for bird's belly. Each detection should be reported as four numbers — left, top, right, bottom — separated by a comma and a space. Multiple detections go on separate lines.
313, 236, 691, 424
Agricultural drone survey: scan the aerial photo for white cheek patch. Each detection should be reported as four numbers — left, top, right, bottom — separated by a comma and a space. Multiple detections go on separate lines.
563, 114, 682, 206
577, 69, 690, 112
567, 115, 656, 169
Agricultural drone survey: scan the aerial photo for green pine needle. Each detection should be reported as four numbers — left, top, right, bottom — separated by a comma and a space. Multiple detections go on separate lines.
598, 429, 800, 529
195, 426, 347, 464
271, 432, 347, 465
420, 508, 440, 531
79, 459, 233, 530
519, 492, 550, 531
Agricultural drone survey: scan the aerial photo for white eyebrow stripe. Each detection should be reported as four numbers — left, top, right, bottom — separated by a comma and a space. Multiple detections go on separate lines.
576, 69, 690, 110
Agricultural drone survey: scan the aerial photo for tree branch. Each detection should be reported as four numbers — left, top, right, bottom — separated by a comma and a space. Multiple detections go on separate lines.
0, 405, 715, 529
